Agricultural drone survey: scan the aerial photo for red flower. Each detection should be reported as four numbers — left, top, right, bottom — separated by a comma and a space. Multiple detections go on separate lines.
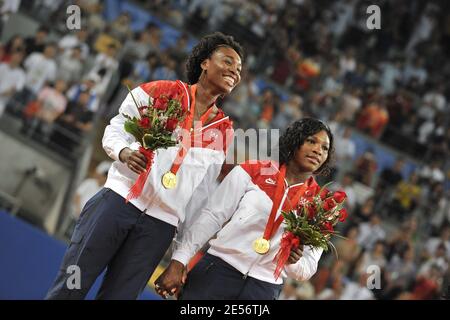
305, 184, 320, 198
166, 118, 179, 131
138, 117, 151, 128
307, 204, 317, 220
320, 187, 330, 200
339, 208, 348, 222
323, 198, 336, 211
153, 96, 169, 110
333, 190, 347, 203
322, 222, 334, 233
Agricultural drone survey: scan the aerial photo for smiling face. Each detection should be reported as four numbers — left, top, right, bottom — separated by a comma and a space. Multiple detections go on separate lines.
201, 46, 242, 95
293, 130, 330, 174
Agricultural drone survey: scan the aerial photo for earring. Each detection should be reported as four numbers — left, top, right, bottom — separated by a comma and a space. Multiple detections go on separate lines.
200, 69, 207, 83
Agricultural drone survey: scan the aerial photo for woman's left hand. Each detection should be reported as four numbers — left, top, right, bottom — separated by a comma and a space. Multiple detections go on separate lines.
287, 245, 304, 264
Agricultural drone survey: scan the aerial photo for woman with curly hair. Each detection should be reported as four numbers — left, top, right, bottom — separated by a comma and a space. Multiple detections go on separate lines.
46, 32, 244, 300
155, 118, 334, 300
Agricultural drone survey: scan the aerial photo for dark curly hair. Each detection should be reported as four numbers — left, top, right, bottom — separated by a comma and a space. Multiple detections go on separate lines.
185, 32, 244, 84
278, 118, 334, 176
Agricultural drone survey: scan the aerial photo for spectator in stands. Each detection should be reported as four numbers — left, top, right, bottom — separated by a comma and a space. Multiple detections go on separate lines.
272, 94, 303, 130
257, 88, 277, 129
51, 90, 94, 152
278, 279, 300, 300
389, 172, 421, 221
340, 273, 375, 300
152, 55, 178, 81
120, 30, 155, 62
23, 42, 57, 95
335, 225, 361, 275
339, 47, 356, 77
84, 1, 106, 33
352, 196, 375, 224
58, 90, 93, 131
423, 226, 450, 260
0, 50, 25, 117
331, 126, 356, 179
405, 265, 443, 299
384, 245, 417, 299
0, 34, 25, 63
419, 161, 445, 184
356, 240, 387, 277
46, 32, 244, 300
402, 57, 428, 87
58, 29, 90, 60
87, 43, 119, 95
56, 46, 84, 85
386, 217, 418, 261
425, 114, 447, 158
338, 86, 362, 123
419, 242, 448, 278
109, 12, 133, 43
145, 22, 163, 55
30, 0, 64, 22
316, 273, 344, 300
165, 33, 190, 77
356, 99, 389, 139
357, 214, 386, 251
0, 0, 21, 33
24, 25, 49, 55
22, 79, 68, 140
66, 74, 101, 112
353, 149, 377, 187
377, 158, 405, 192
131, 52, 160, 83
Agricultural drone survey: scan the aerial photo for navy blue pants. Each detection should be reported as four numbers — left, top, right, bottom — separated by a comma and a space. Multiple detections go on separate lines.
46, 188, 176, 300
180, 253, 282, 300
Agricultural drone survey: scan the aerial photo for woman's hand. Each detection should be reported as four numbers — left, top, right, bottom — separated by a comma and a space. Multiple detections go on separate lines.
154, 260, 187, 299
287, 245, 304, 264
119, 147, 148, 174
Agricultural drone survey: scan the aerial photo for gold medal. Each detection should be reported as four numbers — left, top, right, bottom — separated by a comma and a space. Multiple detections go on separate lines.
252, 237, 270, 255
162, 171, 177, 189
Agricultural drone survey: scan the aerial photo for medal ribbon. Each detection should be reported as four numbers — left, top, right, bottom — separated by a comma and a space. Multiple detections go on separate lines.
262, 166, 310, 241
169, 83, 216, 175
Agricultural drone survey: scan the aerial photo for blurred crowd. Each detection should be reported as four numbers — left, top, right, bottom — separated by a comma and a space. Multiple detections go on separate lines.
0, 0, 448, 299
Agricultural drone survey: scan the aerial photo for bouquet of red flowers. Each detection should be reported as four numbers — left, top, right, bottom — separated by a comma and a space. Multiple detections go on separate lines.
123, 83, 188, 201
273, 177, 348, 280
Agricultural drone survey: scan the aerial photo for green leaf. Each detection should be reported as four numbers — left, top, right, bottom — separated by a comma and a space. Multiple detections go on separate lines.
124, 119, 143, 141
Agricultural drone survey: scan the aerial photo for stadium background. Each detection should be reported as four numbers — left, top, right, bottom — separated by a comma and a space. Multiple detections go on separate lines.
0, 0, 448, 300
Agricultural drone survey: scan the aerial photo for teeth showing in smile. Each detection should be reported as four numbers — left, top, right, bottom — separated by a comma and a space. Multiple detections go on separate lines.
223, 75, 234, 86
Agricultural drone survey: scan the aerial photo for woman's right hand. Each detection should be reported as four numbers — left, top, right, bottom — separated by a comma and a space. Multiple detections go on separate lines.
119, 147, 148, 174
154, 260, 187, 299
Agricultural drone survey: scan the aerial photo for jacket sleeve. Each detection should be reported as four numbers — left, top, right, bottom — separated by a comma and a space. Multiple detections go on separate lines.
172, 165, 251, 266
102, 86, 150, 161
284, 246, 323, 281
